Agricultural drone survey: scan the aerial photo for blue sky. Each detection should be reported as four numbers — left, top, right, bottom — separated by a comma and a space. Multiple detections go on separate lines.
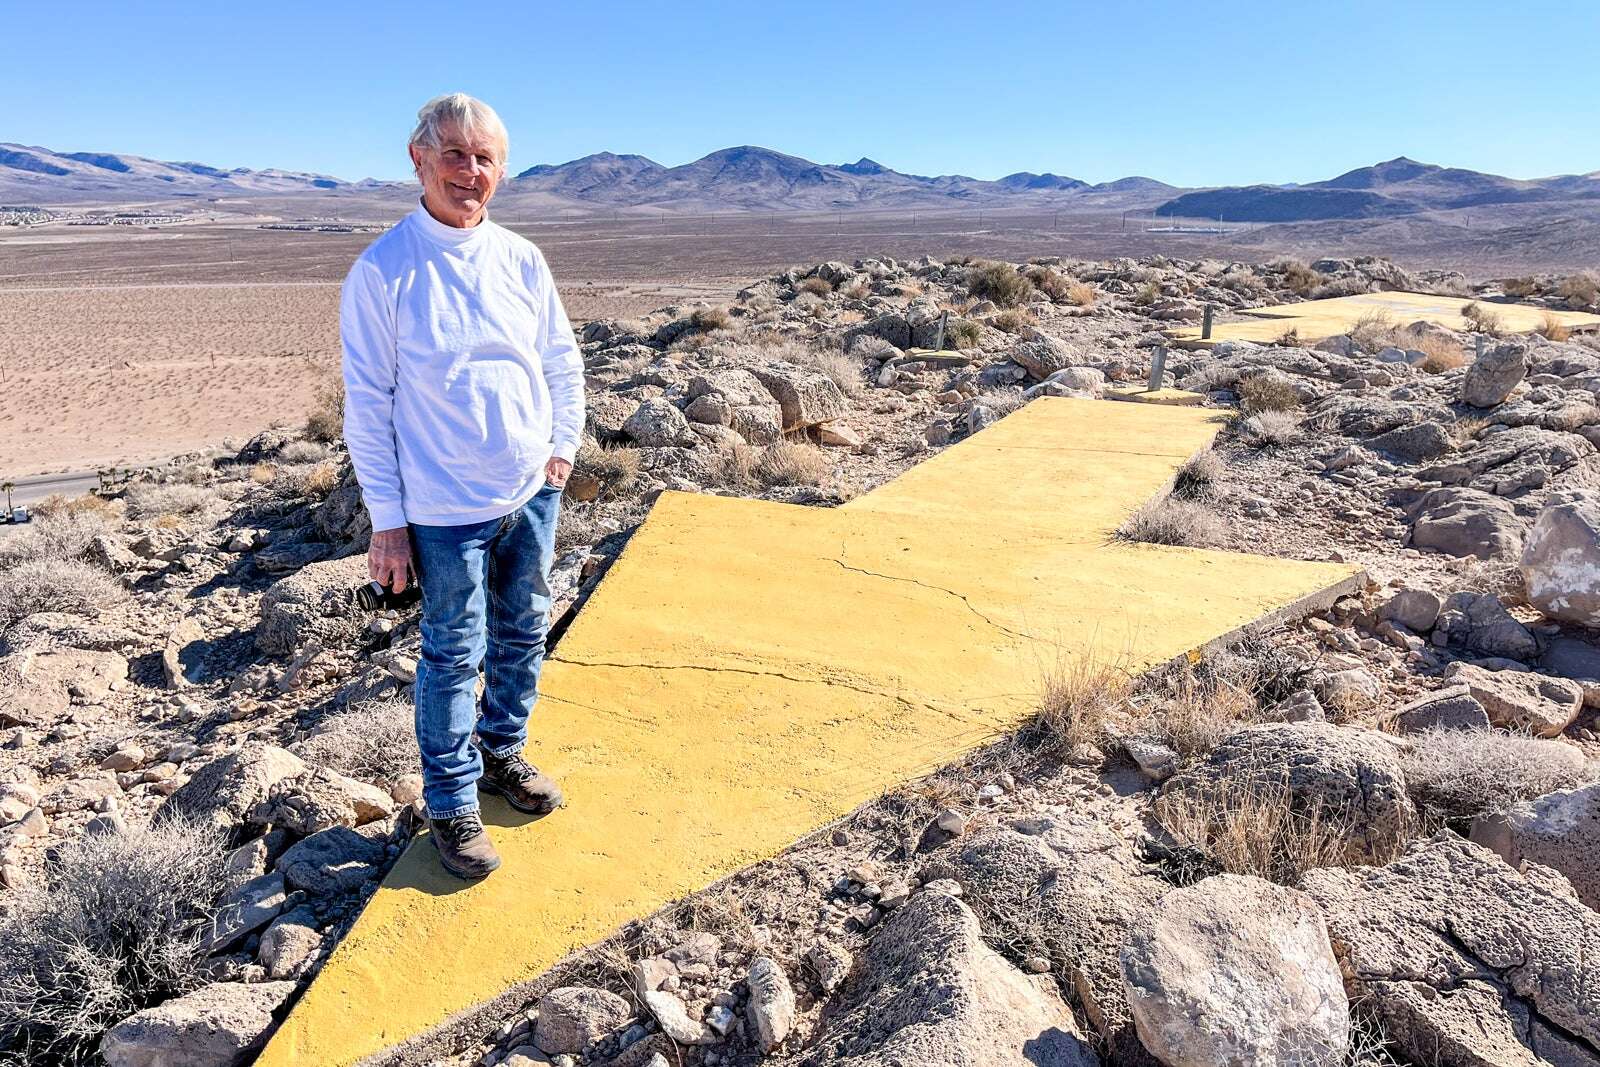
6, 0, 1596, 186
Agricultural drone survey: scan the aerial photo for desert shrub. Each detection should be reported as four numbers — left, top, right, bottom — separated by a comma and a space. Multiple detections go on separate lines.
1412, 332, 1466, 373
796, 277, 833, 298
295, 697, 420, 784
276, 461, 341, 501
1021, 265, 1082, 305
122, 483, 214, 521
1063, 280, 1096, 307
966, 260, 1034, 308
0, 817, 226, 1065
1239, 410, 1302, 449
839, 278, 871, 301
1276, 326, 1301, 346
1461, 301, 1504, 337
973, 387, 1027, 422
1024, 655, 1132, 753
1537, 312, 1572, 342
304, 365, 345, 443
0, 508, 115, 571
1310, 275, 1372, 300
1501, 276, 1539, 298
708, 441, 757, 489
29, 493, 117, 522
1237, 372, 1300, 413
1171, 449, 1224, 500
1402, 728, 1594, 822
990, 308, 1036, 334
0, 558, 125, 631
1115, 495, 1225, 548
554, 502, 604, 556
1218, 270, 1265, 296
689, 306, 732, 332
786, 344, 865, 396
276, 439, 328, 465
1181, 363, 1241, 393
1133, 280, 1162, 306
753, 440, 830, 487
249, 462, 278, 484
1557, 271, 1600, 309
576, 442, 641, 498
1278, 260, 1324, 296
1348, 310, 1398, 353
945, 319, 982, 350
1154, 775, 1384, 884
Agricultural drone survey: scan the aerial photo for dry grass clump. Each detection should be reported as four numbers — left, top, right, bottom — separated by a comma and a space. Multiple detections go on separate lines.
1411, 332, 1466, 373
1537, 312, 1572, 342
1239, 410, 1303, 449
689, 306, 733, 332
1022, 265, 1093, 307
276, 461, 341, 501
753, 440, 830, 487
122, 482, 215, 521
1218, 270, 1266, 296
1024, 654, 1133, 753
554, 502, 605, 556
295, 697, 420, 785
1557, 271, 1600, 309
1461, 301, 1504, 336
1501, 276, 1539, 298
1276, 325, 1301, 346
795, 276, 833, 298
966, 260, 1034, 308
1171, 449, 1224, 500
250, 462, 278, 485
0, 507, 115, 570
1115, 495, 1226, 548
945, 318, 983, 350
276, 439, 328, 465
1278, 260, 1325, 296
575, 441, 641, 498
0, 816, 226, 1065
1311, 275, 1372, 300
28, 493, 117, 522
1154, 776, 1379, 884
990, 308, 1036, 334
973, 387, 1027, 422
1063, 280, 1096, 307
304, 365, 345, 444
839, 278, 871, 301
1401, 728, 1593, 823
1348, 310, 1398, 353
1133, 280, 1162, 306
0, 558, 125, 631
1237, 372, 1300, 413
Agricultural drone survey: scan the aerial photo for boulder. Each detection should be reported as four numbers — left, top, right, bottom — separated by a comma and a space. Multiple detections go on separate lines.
1419, 425, 1593, 497
1461, 341, 1529, 408
1521, 493, 1600, 627
1120, 874, 1348, 1066
749, 364, 849, 430
160, 742, 307, 833
780, 890, 1097, 1067
1158, 722, 1416, 862
1442, 661, 1583, 737
1409, 487, 1523, 561
1378, 588, 1442, 633
1540, 635, 1600, 708
1368, 420, 1453, 462
622, 398, 693, 448
162, 615, 209, 690
1382, 686, 1490, 733
258, 905, 323, 979
1473, 782, 1600, 912
1433, 591, 1539, 661
534, 986, 632, 1056
1314, 667, 1381, 711
249, 767, 394, 834
0, 647, 128, 728
204, 871, 289, 951
685, 369, 784, 443
276, 824, 387, 896
1009, 337, 1076, 380
1302, 834, 1600, 1067
746, 956, 796, 1052
255, 556, 368, 656
99, 980, 295, 1067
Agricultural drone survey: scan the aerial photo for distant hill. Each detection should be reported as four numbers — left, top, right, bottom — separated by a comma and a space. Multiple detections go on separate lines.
0, 144, 349, 200
1156, 156, 1600, 221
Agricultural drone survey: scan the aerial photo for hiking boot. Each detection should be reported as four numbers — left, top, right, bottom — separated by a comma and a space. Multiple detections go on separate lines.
429, 811, 501, 880
477, 743, 564, 815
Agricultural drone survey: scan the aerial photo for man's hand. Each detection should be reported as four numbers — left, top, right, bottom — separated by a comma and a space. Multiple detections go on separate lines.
545, 456, 572, 489
369, 527, 414, 593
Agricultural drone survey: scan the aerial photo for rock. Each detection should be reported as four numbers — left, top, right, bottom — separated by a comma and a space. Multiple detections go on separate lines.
161, 742, 307, 833
276, 824, 387, 896
101, 743, 147, 772
84, 532, 142, 573
1120, 874, 1348, 1066
205, 871, 289, 951
1368, 420, 1453, 462
622, 398, 692, 447
662, 930, 720, 967
806, 938, 851, 993
162, 615, 210, 690
1521, 493, 1600, 627
1314, 667, 1381, 711
258, 905, 323, 979
1038, 366, 1105, 397
685, 369, 784, 443
1123, 735, 1179, 782
0, 647, 128, 728
749, 364, 849, 430
41, 774, 118, 814
780, 890, 1097, 1066
256, 556, 368, 656
1442, 661, 1583, 737
1379, 588, 1442, 632
1541, 635, 1600, 708
1473, 781, 1600, 912
746, 956, 795, 1052
1409, 487, 1523, 561
1461, 341, 1529, 408
99, 980, 295, 1067
249, 767, 394, 834
640, 990, 713, 1046
1008, 337, 1076, 380
816, 421, 862, 449
1302, 833, 1600, 1067
1433, 591, 1539, 661
534, 986, 632, 1056
1159, 722, 1417, 862
1383, 685, 1490, 733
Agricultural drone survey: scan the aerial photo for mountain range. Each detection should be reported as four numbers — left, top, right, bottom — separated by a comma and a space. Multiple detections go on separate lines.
2, 142, 1596, 221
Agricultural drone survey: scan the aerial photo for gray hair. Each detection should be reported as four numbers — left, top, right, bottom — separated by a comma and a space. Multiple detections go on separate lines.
408, 93, 509, 164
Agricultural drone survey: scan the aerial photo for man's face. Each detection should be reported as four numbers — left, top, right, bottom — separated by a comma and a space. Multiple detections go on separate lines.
409, 123, 505, 227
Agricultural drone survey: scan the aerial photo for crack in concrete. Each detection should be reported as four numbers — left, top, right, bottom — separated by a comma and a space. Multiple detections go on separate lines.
826, 543, 1042, 645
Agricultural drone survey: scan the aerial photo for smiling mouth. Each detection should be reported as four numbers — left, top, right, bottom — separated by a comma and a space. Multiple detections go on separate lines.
448, 181, 479, 198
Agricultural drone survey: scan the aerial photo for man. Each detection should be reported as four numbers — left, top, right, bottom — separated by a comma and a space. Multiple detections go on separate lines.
340, 93, 585, 879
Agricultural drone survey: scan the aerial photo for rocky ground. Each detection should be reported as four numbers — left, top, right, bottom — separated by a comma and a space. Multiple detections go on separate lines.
2, 253, 1599, 1067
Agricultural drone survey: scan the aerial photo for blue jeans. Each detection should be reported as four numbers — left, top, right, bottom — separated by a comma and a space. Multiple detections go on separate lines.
409, 483, 562, 819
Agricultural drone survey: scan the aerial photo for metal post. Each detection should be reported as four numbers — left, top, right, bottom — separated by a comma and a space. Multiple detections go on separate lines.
933, 310, 949, 352
1148, 345, 1168, 392
1475, 334, 1486, 360
1201, 304, 1214, 340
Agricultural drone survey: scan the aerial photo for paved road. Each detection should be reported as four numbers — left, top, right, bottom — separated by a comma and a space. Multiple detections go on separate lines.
4, 470, 100, 511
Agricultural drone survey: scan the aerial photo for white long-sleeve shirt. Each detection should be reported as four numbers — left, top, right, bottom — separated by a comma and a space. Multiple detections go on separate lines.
339, 202, 585, 530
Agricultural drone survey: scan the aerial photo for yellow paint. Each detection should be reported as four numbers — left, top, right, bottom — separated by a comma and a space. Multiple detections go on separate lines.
1104, 385, 1206, 406
1169, 291, 1600, 349
258, 398, 1361, 1066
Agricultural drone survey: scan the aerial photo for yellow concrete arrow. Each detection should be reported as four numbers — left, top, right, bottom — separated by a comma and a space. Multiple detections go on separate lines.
257, 397, 1361, 1066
